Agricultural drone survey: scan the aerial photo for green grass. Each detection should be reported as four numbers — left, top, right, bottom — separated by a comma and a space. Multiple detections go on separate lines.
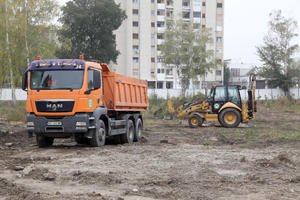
262, 97, 300, 114
0, 101, 26, 122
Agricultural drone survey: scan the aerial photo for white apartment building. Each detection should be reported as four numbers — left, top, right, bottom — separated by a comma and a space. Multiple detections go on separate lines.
113, 0, 224, 89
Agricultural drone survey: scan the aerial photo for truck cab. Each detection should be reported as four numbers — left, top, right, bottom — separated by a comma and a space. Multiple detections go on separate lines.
23, 57, 148, 147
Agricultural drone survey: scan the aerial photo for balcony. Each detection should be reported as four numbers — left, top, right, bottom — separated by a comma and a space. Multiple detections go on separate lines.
193, 18, 201, 24
157, 3, 165, 10
157, 27, 166, 33
157, 39, 164, 45
157, 15, 165, 22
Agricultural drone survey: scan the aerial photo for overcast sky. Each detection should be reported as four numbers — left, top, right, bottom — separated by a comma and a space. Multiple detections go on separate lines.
225, 0, 300, 64
59, 0, 300, 64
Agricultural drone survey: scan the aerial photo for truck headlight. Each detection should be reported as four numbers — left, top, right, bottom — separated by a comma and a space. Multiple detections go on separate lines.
76, 122, 86, 127
27, 122, 34, 127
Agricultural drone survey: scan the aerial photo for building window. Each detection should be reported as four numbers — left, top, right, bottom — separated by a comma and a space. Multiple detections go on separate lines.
202, 13, 206, 18
133, 0, 139, 3
133, 21, 139, 27
217, 3, 222, 8
157, 0, 164, 3
216, 48, 222, 53
151, 45, 155, 51
133, 57, 139, 63
216, 37, 222, 43
166, 81, 173, 89
157, 33, 164, 39
230, 68, 240, 77
202, 2, 206, 6
157, 10, 165, 16
157, 56, 165, 63
166, 69, 173, 75
133, 33, 139, 39
157, 68, 165, 73
151, 34, 155, 39
151, 22, 155, 27
202, 24, 206, 28
256, 80, 266, 89
151, 0, 155, 3
183, 11, 190, 19
157, 45, 162, 51
151, 10, 155, 16
157, 81, 164, 89
151, 57, 155, 63
193, 12, 201, 18
133, 45, 139, 53
133, 9, 139, 14
216, 70, 222, 76
148, 81, 156, 89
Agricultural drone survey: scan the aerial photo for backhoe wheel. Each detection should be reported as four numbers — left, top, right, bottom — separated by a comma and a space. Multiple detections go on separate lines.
134, 118, 143, 142
91, 119, 106, 147
120, 120, 134, 144
219, 108, 241, 128
36, 135, 54, 148
188, 114, 203, 128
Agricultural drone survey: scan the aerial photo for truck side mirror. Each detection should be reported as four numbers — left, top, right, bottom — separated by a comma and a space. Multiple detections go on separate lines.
22, 70, 28, 91
93, 70, 101, 89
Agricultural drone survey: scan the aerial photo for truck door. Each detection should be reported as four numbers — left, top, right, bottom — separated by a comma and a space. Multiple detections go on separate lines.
87, 67, 103, 108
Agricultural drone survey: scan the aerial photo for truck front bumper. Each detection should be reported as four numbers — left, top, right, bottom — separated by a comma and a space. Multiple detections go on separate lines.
27, 113, 92, 137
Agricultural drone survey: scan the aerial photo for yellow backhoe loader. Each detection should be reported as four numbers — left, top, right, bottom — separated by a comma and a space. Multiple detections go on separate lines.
168, 74, 257, 128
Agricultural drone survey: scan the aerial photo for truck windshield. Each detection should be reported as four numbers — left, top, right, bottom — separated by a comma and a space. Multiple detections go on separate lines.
30, 70, 84, 90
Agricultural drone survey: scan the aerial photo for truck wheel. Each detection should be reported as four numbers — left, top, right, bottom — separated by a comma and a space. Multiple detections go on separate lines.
134, 118, 143, 142
219, 108, 241, 128
91, 119, 106, 147
120, 120, 134, 144
36, 135, 54, 148
188, 114, 203, 128
74, 134, 90, 145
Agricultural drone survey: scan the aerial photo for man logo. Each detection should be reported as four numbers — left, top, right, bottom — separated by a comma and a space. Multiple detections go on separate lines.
47, 103, 63, 111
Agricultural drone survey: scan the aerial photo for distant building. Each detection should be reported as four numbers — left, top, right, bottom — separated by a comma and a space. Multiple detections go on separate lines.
113, 0, 224, 89
228, 61, 266, 89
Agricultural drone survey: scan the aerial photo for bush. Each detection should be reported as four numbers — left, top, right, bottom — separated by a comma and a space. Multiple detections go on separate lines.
0, 101, 27, 122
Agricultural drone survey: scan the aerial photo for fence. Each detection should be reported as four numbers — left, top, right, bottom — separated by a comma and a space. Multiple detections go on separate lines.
148, 88, 300, 100
1, 88, 300, 101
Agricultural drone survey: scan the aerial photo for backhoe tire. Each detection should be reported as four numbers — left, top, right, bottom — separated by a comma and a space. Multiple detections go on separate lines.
90, 119, 106, 147
120, 120, 134, 144
134, 118, 143, 142
188, 114, 203, 128
219, 108, 241, 128
36, 135, 54, 148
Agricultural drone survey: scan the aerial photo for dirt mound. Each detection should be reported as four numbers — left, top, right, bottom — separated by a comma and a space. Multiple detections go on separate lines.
72, 171, 122, 185
256, 153, 296, 168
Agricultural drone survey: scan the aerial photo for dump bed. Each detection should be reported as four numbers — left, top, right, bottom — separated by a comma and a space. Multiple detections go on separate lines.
102, 64, 148, 111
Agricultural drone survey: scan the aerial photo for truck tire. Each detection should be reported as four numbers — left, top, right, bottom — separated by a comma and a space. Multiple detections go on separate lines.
74, 134, 90, 145
36, 135, 54, 148
120, 120, 134, 144
134, 118, 143, 142
218, 108, 241, 128
188, 114, 203, 128
91, 119, 106, 147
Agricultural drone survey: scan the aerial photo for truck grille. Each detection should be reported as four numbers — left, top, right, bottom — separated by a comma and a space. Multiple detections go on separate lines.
36, 100, 74, 113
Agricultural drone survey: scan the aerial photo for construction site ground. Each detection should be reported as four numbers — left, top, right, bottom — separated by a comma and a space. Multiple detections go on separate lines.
0, 104, 300, 200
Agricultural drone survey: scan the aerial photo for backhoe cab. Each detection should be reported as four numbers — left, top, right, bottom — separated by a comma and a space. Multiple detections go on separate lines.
168, 74, 256, 128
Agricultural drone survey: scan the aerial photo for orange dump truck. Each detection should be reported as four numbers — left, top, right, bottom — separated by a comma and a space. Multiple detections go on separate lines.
22, 57, 148, 147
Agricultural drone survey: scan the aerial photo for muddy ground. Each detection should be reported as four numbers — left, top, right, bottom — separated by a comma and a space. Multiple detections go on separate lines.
0, 105, 300, 200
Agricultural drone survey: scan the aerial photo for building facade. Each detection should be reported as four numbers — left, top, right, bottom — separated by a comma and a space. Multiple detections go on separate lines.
113, 0, 224, 89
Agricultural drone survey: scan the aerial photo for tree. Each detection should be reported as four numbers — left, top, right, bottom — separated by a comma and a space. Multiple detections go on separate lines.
0, 0, 59, 104
223, 61, 230, 86
257, 10, 299, 96
56, 0, 126, 63
160, 19, 216, 95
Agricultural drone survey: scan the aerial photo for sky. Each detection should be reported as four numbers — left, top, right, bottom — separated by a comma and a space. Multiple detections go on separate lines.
224, 0, 300, 64
58, 0, 300, 65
